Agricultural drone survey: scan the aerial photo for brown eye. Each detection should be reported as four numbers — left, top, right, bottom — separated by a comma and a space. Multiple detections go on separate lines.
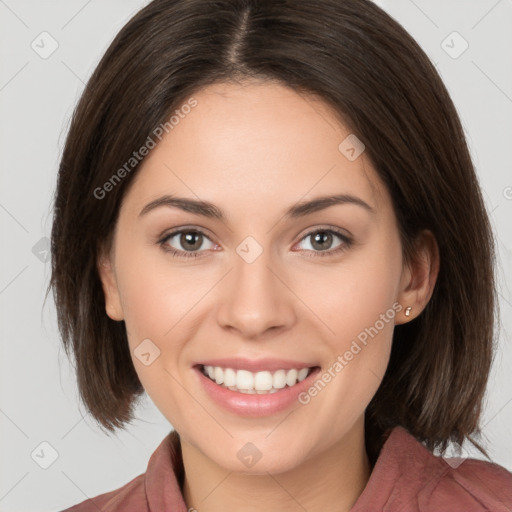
160, 229, 216, 257
178, 231, 203, 251
310, 231, 335, 251
296, 228, 353, 257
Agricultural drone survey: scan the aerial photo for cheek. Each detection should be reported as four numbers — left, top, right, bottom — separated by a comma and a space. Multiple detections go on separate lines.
112, 245, 202, 420
300, 237, 402, 347
295, 235, 402, 413
114, 237, 209, 342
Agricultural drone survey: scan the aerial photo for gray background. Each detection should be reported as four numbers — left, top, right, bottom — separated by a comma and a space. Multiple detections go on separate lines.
0, 1, 511, 511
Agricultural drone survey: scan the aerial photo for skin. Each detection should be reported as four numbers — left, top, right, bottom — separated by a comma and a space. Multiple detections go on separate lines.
98, 79, 439, 511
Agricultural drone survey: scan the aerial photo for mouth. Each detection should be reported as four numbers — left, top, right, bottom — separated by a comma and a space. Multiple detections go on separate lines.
193, 360, 321, 417
199, 364, 317, 394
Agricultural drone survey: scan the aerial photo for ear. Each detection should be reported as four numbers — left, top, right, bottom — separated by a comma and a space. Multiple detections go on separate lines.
395, 229, 440, 325
97, 243, 124, 321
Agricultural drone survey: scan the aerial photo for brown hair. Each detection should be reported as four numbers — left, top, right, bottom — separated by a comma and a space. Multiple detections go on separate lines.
49, 0, 498, 464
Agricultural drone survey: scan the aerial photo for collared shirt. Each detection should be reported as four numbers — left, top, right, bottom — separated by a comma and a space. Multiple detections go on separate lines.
62, 426, 512, 511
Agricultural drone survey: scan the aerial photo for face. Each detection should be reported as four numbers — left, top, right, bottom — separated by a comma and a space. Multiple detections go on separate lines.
98, 80, 423, 474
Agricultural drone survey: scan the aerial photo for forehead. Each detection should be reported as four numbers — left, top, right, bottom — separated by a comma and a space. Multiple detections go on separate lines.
124, 80, 388, 219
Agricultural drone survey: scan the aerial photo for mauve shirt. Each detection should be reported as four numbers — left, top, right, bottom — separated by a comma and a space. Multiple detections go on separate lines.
61, 426, 512, 511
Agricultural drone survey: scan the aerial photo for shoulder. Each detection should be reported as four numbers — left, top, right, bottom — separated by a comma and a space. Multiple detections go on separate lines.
60, 473, 147, 512
424, 456, 512, 511
394, 426, 512, 511
353, 426, 512, 512
60, 473, 148, 512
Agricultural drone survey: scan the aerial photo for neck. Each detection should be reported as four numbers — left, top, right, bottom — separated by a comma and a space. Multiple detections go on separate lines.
181, 418, 372, 512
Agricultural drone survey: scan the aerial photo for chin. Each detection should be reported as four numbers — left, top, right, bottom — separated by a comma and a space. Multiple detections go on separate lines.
203, 434, 314, 475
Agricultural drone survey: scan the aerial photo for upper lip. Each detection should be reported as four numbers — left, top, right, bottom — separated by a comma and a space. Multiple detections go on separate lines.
195, 357, 318, 372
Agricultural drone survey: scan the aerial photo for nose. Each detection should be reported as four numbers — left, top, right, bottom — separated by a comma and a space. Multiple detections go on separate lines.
216, 249, 297, 340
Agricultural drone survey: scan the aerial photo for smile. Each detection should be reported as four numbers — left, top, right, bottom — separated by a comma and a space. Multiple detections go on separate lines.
194, 360, 322, 417
201, 365, 313, 394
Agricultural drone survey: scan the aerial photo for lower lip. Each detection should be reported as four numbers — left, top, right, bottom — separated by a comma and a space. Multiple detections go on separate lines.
194, 366, 321, 417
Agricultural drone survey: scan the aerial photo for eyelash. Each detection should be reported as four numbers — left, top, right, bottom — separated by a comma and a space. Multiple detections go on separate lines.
158, 227, 353, 259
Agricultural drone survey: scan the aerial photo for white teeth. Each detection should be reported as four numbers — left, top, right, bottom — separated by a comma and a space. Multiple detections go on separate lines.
214, 366, 224, 385
272, 369, 287, 389
224, 368, 236, 387
202, 365, 312, 394
254, 371, 273, 391
236, 369, 254, 390
298, 368, 309, 382
285, 369, 298, 387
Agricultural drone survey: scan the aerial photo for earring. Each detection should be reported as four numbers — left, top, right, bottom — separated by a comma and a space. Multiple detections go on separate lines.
405, 306, 412, 317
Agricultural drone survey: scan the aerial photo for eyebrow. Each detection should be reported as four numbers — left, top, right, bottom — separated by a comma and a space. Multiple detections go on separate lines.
138, 193, 375, 221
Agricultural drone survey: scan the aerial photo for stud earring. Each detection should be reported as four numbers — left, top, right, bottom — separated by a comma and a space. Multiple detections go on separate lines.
405, 306, 412, 317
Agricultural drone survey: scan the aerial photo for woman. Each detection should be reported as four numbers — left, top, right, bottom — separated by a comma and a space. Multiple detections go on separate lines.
51, 0, 512, 510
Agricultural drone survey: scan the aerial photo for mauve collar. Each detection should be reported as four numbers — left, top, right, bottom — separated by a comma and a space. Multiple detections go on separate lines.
145, 429, 188, 512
